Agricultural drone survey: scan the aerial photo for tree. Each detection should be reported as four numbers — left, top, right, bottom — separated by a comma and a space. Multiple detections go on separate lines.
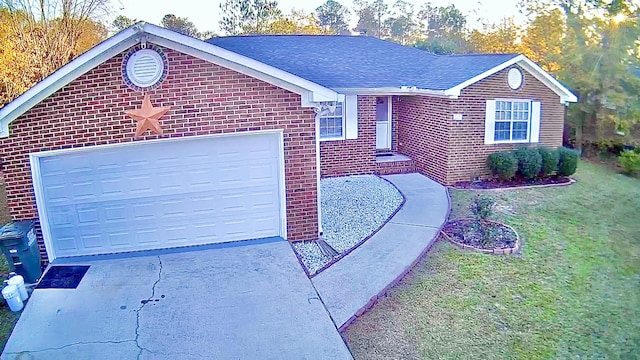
161, 14, 200, 37
520, 8, 566, 72
316, 0, 350, 34
467, 17, 523, 54
353, 0, 388, 37
518, 0, 640, 151
384, 0, 417, 44
265, 10, 326, 34
414, 3, 468, 53
112, 14, 136, 32
0, 9, 34, 106
219, 0, 281, 35
417, 3, 466, 38
0, 0, 109, 107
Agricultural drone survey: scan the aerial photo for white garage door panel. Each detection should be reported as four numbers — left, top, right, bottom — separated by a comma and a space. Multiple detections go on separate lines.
36, 132, 284, 258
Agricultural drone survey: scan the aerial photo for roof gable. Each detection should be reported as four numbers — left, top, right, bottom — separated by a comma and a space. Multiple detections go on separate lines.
0, 23, 340, 138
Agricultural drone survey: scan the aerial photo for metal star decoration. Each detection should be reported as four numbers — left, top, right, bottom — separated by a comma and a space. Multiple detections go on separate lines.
125, 93, 171, 137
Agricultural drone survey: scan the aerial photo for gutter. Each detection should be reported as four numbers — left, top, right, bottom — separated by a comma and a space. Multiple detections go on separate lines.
333, 87, 456, 98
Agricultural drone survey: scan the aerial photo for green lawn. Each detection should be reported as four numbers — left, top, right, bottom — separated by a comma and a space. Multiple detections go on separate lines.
344, 161, 640, 359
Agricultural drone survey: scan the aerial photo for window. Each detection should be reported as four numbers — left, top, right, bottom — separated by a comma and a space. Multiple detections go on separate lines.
494, 100, 530, 142
319, 102, 344, 139
484, 99, 541, 145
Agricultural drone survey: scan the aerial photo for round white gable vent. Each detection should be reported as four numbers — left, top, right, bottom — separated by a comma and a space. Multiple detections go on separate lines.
125, 49, 165, 88
507, 68, 523, 90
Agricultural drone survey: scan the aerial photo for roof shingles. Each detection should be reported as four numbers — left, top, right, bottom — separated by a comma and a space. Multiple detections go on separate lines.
207, 35, 518, 91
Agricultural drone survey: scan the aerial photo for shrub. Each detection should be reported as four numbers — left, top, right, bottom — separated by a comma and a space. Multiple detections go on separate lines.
513, 147, 543, 180
619, 150, 640, 176
537, 147, 560, 177
488, 152, 518, 180
557, 147, 580, 176
469, 195, 495, 223
469, 195, 495, 246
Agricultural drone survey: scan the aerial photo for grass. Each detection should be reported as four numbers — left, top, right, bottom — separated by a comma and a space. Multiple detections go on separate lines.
344, 161, 640, 359
0, 181, 20, 350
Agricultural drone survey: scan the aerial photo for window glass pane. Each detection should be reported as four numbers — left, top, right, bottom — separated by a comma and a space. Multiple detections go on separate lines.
494, 121, 511, 141
320, 116, 343, 138
334, 102, 343, 116
512, 122, 528, 140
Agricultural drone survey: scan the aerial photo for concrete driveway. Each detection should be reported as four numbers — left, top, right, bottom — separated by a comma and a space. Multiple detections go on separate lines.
1, 238, 352, 359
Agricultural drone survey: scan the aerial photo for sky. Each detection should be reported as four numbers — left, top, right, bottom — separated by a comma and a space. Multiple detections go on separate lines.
111, 0, 524, 34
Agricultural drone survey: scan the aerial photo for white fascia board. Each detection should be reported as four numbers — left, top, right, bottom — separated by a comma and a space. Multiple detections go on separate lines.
444, 54, 578, 104
516, 57, 578, 103
334, 87, 452, 98
143, 24, 340, 104
0, 27, 141, 138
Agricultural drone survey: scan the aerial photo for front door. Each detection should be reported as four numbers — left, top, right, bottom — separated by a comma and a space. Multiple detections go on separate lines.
376, 96, 392, 150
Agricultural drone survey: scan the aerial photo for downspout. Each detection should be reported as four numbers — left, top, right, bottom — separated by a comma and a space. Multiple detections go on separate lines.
314, 108, 323, 237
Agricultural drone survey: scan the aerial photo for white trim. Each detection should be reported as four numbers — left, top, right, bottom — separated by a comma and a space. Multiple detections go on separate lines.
29, 154, 55, 261
335, 87, 453, 98
484, 100, 496, 145
0, 23, 341, 138
315, 111, 322, 236
276, 130, 288, 240
444, 55, 577, 104
530, 101, 541, 143
387, 96, 393, 148
344, 95, 358, 140
29, 129, 287, 261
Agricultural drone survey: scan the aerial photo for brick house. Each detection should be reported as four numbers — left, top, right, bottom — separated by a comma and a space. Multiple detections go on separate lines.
0, 23, 576, 262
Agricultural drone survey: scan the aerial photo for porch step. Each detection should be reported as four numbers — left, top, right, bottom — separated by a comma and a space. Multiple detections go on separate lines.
375, 152, 416, 175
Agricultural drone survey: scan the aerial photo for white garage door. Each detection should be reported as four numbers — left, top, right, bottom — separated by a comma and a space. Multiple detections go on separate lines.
32, 131, 285, 260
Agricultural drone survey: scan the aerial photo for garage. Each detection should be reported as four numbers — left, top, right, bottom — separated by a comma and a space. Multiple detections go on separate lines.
30, 131, 286, 260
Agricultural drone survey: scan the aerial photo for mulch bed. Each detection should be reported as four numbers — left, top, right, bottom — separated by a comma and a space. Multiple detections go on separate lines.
453, 176, 572, 190
442, 219, 518, 251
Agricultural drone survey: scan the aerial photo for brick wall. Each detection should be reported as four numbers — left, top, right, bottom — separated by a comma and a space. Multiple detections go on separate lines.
395, 65, 564, 184
0, 45, 319, 244
319, 95, 376, 177
396, 95, 453, 184
446, 65, 564, 183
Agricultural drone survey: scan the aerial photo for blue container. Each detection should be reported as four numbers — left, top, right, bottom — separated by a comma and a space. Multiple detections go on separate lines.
0, 221, 42, 283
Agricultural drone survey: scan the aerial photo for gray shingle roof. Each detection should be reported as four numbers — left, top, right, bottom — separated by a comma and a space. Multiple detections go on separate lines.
207, 35, 519, 91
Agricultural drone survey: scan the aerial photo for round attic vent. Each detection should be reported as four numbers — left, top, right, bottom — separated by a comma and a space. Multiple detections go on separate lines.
507, 68, 523, 90
124, 48, 166, 89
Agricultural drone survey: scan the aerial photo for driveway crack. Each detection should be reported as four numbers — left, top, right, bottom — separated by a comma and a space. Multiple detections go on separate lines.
3, 340, 137, 354
134, 255, 164, 359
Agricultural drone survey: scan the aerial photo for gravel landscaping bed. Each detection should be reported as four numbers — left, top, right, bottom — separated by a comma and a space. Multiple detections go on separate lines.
293, 175, 404, 275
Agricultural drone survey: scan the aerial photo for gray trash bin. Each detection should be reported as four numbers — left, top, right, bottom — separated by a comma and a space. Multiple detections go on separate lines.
0, 220, 42, 283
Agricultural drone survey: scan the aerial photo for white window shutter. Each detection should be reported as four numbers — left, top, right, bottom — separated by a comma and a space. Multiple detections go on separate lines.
530, 101, 541, 143
345, 95, 358, 140
484, 100, 496, 145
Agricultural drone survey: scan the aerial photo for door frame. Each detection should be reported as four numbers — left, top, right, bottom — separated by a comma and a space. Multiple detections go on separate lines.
30, 129, 287, 262
376, 95, 393, 150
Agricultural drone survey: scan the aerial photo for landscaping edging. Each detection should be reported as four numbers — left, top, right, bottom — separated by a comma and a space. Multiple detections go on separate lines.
294, 175, 406, 278
441, 219, 521, 255
451, 177, 576, 191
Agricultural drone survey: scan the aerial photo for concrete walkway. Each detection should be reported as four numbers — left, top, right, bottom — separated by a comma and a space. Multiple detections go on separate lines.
312, 173, 449, 329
